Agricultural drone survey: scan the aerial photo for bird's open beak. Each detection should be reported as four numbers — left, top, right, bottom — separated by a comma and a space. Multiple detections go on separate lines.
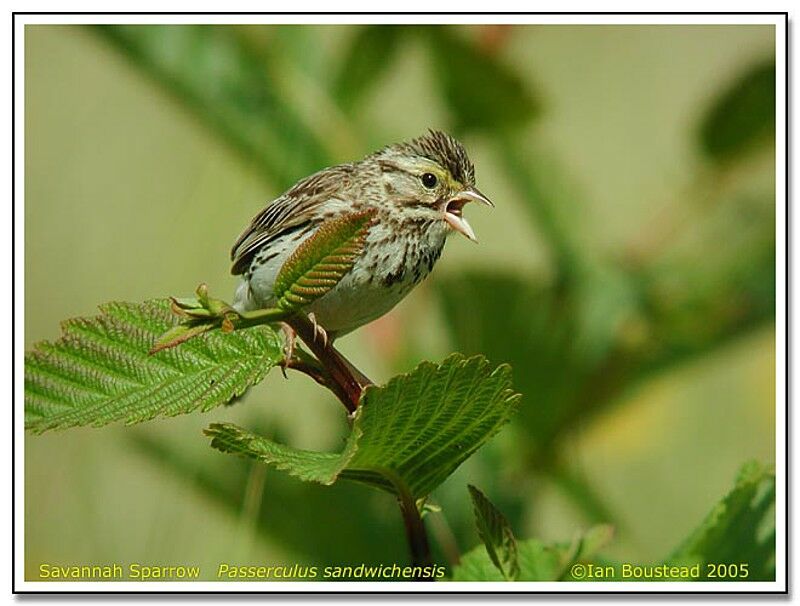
441, 187, 494, 242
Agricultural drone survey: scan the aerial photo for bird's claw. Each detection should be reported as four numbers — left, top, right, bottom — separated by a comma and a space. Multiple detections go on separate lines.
279, 322, 297, 379
307, 312, 328, 347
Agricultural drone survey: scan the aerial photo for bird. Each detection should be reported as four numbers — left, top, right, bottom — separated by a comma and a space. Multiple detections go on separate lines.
230, 130, 493, 345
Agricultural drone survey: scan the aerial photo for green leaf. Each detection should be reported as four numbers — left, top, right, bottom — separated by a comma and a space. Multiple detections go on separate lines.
25, 300, 282, 433
424, 27, 539, 133
455, 463, 774, 582
698, 59, 775, 162
467, 484, 519, 580
452, 525, 612, 581
333, 26, 404, 110
206, 353, 520, 499
94, 25, 330, 190
273, 209, 377, 312
669, 461, 775, 581
148, 322, 216, 354
151, 283, 288, 354
207, 417, 361, 485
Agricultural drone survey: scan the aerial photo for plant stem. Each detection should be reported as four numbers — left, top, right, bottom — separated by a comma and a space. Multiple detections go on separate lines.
384, 471, 433, 577
285, 321, 433, 574
283, 356, 356, 413
398, 497, 433, 577
287, 314, 371, 414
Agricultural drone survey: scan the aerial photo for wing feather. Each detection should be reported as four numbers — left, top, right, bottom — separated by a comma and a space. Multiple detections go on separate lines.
230, 164, 355, 275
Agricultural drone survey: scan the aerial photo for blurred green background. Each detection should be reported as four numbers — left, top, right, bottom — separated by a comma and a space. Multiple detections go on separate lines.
24, 24, 776, 579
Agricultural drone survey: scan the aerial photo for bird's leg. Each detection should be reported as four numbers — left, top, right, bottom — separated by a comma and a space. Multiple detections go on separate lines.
278, 322, 297, 379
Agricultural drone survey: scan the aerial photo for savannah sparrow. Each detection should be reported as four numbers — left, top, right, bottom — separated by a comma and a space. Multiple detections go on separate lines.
231, 130, 492, 342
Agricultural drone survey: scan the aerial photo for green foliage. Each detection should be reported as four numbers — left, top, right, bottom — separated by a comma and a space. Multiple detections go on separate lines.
438, 246, 775, 464
456, 461, 774, 582
333, 26, 404, 110
32, 26, 775, 580
436, 273, 613, 459
699, 59, 776, 162
467, 485, 519, 580
452, 526, 612, 582
152, 211, 379, 352
331, 25, 540, 133
274, 209, 377, 311
148, 321, 219, 355
670, 461, 775, 581
149, 210, 379, 353
25, 300, 282, 433
638, 194, 776, 368
453, 539, 563, 581
95, 25, 330, 190
424, 27, 540, 133
150, 284, 244, 353
206, 354, 520, 499
458, 479, 613, 582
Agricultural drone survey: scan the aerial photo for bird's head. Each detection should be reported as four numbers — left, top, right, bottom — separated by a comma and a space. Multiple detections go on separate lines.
371, 130, 493, 241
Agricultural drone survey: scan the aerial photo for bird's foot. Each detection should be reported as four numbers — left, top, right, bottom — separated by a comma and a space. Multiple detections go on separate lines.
279, 322, 297, 379
307, 312, 329, 348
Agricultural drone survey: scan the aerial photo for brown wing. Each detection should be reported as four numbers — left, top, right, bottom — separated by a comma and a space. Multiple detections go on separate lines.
230, 164, 355, 275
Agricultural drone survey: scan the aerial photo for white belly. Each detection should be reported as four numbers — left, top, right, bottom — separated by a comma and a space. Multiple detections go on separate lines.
234, 219, 448, 337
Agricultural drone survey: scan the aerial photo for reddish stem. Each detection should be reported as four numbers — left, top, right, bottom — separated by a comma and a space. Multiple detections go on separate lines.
287, 317, 432, 574
287, 315, 372, 414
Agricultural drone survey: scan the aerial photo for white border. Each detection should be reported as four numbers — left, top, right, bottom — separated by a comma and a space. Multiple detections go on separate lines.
12, 11, 788, 594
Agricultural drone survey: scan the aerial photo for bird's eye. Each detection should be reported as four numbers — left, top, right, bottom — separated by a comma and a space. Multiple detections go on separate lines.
421, 173, 438, 189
